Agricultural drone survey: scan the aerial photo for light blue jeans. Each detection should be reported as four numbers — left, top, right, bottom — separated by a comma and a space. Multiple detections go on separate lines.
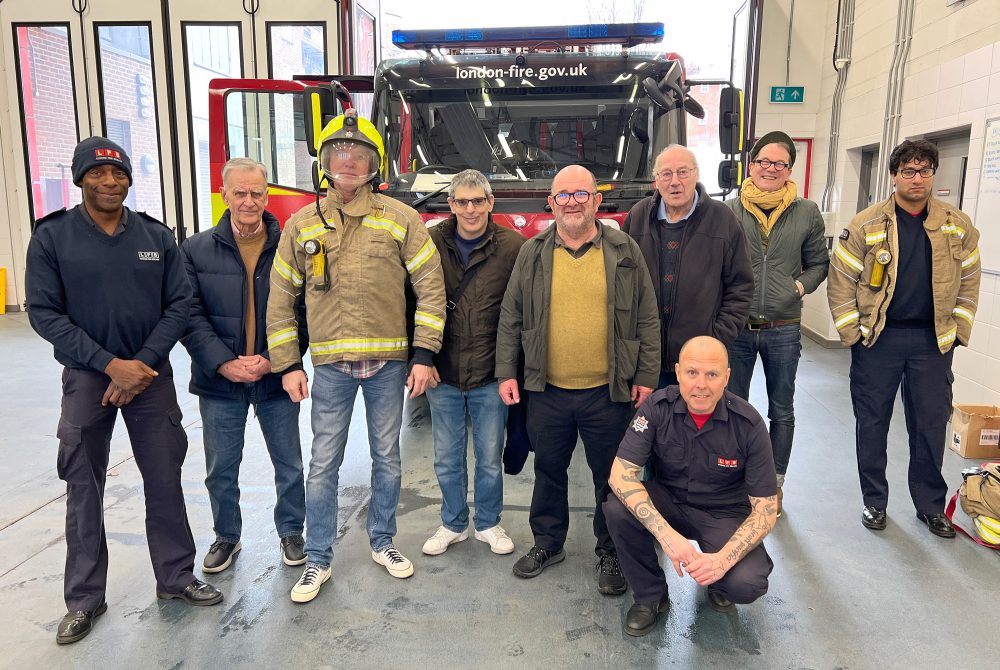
303, 361, 406, 568
425, 381, 507, 532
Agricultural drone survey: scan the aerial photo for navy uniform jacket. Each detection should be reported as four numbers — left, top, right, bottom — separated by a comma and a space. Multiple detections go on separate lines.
25, 205, 191, 372
618, 386, 777, 514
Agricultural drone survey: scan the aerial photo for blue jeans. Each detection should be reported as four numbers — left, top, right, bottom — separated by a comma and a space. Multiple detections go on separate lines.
727, 323, 801, 480
304, 361, 406, 568
200, 393, 305, 543
426, 381, 507, 532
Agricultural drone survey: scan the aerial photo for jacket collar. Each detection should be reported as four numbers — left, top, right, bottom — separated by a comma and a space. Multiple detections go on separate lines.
323, 186, 379, 219
648, 182, 710, 224
877, 193, 955, 230
439, 214, 498, 249
213, 209, 281, 250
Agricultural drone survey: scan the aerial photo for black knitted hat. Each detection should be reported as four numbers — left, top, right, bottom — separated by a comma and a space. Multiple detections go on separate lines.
71, 136, 133, 186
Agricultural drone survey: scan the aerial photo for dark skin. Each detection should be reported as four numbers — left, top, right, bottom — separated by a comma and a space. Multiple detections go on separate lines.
80, 165, 160, 407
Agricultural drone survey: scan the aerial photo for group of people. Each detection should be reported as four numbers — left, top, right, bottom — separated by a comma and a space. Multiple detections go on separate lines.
25, 110, 979, 644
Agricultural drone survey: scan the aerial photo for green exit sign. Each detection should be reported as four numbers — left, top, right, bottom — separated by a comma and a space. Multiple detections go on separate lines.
770, 86, 804, 103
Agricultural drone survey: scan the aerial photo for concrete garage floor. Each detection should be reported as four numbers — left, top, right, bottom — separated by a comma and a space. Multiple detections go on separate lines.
1, 311, 997, 669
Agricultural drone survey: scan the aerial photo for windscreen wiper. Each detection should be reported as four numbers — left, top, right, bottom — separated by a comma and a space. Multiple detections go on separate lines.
411, 182, 451, 209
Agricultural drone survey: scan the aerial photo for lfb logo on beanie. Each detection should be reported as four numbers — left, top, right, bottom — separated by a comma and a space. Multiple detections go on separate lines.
95, 148, 122, 162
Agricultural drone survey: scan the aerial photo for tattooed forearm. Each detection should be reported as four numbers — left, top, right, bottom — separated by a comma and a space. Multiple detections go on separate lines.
722, 495, 776, 565
610, 457, 677, 551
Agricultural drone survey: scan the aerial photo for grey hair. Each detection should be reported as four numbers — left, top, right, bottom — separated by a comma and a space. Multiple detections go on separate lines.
222, 157, 269, 186
448, 169, 492, 198
655, 144, 699, 171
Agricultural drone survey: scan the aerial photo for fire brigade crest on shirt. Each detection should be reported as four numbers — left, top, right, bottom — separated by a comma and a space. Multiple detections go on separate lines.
631, 415, 649, 433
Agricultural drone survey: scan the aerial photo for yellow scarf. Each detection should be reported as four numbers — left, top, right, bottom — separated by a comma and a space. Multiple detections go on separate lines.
740, 177, 797, 237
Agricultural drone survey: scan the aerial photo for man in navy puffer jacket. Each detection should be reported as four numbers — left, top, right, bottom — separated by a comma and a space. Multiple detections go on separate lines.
181, 157, 307, 575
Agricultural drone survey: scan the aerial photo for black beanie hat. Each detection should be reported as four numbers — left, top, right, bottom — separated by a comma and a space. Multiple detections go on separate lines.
71, 136, 133, 186
750, 131, 796, 166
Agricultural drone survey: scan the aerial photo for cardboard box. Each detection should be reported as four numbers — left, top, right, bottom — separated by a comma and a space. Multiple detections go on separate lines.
951, 404, 1000, 460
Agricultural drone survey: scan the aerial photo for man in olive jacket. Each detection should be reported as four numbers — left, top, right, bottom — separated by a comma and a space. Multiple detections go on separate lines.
496, 165, 660, 594
623, 145, 753, 387
725, 131, 829, 516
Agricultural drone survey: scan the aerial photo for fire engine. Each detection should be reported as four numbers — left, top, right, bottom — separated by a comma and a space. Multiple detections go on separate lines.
208, 22, 743, 235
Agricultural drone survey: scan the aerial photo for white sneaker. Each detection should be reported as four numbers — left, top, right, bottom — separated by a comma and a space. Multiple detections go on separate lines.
475, 525, 515, 555
372, 545, 414, 578
290, 565, 331, 603
421, 526, 469, 555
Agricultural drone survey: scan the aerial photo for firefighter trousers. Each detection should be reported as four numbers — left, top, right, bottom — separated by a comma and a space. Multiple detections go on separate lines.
849, 326, 954, 515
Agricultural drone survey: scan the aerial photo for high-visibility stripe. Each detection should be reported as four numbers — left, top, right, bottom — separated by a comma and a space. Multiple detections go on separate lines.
865, 231, 887, 244
859, 324, 870, 336
273, 254, 304, 286
834, 310, 860, 328
938, 327, 957, 346
941, 224, 966, 239
962, 247, 980, 269
406, 238, 437, 273
267, 327, 298, 348
834, 245, 864, 273
309, 338, 410, 355
297, 223, 326, 245
953, 306, 975, 324
362, 215, 406, 242
414, 310, 445, 332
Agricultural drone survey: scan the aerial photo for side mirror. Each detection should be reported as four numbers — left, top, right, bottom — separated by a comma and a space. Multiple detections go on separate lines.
642, 77, 675, 112
302, 85, 343, 157
718, 86, 743, 156
718, 159, 741, 191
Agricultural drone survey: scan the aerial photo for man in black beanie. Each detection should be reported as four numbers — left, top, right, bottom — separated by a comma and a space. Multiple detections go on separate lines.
26, 136, 223, 646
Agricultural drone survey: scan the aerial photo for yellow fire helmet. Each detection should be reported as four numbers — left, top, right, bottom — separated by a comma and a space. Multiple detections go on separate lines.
316, 108, 386, 188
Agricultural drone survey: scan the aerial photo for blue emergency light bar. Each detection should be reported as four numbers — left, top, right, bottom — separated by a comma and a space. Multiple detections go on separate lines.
391, 23, 665, 50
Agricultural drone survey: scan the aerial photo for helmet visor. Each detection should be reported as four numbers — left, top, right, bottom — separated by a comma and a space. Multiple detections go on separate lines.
321, 140, 379, 188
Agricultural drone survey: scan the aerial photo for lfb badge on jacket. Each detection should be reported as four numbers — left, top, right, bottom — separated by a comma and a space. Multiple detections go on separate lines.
839, 228, 850, 240
631, 415, 649, 433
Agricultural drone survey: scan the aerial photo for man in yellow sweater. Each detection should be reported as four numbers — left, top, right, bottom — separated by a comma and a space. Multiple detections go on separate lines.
496, 165, 660, 594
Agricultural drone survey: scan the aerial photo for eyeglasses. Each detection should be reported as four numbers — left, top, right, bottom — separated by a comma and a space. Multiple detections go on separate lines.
654, 168, 695, 181
751, 159, 790, 171
229, 189, 267, 202
551, 190, 596, 205
897, 167, 936, 179
450, 197, 490, 208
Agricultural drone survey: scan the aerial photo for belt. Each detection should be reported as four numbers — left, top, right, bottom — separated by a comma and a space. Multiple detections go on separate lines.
746, 320, 798, 331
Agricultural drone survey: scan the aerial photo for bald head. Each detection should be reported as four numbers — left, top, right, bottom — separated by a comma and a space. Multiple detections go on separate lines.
675, 336, 730, 414
551, 164, 597, 193
678, 336, 728, 367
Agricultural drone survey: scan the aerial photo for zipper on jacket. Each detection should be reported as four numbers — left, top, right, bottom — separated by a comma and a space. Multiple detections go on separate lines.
757, 252, 768, 320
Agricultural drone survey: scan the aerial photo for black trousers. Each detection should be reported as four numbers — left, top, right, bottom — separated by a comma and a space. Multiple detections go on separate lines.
56, 362, 196, 610
526, 384, 631, 555
603, 482, 773, 604
849, 327, 954, 515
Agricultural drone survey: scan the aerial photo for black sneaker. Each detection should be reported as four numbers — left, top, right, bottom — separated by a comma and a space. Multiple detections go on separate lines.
281, 535, 307, 566
597, 553, 627, 595
512, 545, 565, 578
203, 540, 241, 574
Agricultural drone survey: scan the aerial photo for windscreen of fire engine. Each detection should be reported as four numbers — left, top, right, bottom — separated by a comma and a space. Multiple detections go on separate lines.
379, 85, 679, 189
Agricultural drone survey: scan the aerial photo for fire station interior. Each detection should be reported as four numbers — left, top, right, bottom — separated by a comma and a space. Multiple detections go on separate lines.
1, 0, 998, 667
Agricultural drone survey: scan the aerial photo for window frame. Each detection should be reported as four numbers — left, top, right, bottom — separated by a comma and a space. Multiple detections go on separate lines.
11, 22, 81, 225
93, 20, 167, 220
265, 21, 328, 79
181, 20, 244, 233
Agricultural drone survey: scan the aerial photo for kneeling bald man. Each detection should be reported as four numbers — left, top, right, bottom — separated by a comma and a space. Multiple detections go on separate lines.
604, 336, 777, 636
